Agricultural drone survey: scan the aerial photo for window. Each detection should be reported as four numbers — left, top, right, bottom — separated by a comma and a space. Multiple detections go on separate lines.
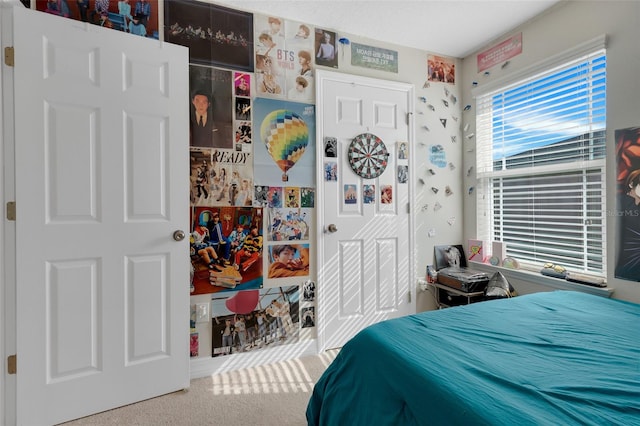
475, 38, 606, 277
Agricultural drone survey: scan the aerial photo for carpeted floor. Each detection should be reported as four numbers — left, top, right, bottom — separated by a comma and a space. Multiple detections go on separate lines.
60, 349, 339, 426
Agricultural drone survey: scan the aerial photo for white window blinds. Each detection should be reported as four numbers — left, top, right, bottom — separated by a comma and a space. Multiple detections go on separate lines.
475, 43, 606, 276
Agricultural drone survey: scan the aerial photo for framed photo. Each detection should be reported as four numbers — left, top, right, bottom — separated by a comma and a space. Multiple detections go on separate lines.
314, 28, 338, 68
434, 245, 468, 270
164, 0, 254, 71
324, 137, 337, 158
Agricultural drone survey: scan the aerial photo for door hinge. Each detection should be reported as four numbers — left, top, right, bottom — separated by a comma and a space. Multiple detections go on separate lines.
4, 46, 14, 67
6, 201, 16, 221
8, 355, 16, 374
406, 202, 410, 214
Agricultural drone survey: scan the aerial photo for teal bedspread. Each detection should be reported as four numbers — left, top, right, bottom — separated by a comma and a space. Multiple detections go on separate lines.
307, 291, 640, 425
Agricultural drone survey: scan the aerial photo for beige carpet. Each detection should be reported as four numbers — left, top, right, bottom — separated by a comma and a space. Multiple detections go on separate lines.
61, 349, 339, 426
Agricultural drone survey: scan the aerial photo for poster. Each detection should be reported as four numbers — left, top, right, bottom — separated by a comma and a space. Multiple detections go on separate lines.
254, 15, 316, 102
351, 42, 398, 73
189, 65, 233, 150
267, 244, 310, 278
189, 148, 253, 207
164, 0, 254, 70
253, 98, 316, 186
190, 206, 264, 295
429, 144, 447, 168
211, 286, 300, 357
477, 33, 522, 73
267, 206, 311, 241
614, 127, 640, 281
36, 0, 159, 38
314, 28, 338, 68
427, 54, 455, 84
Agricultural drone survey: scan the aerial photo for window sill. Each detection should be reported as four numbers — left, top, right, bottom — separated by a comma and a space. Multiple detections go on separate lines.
468, 261, 614, 298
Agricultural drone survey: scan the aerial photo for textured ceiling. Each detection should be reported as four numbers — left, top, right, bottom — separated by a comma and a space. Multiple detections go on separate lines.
213, 0, 562, 58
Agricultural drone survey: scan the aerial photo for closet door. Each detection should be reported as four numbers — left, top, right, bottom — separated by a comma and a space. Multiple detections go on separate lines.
13, 7, 189, 425
316, 70, 415, 351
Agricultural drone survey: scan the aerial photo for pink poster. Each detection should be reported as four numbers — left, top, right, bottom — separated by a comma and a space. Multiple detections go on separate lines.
477, 33, 522, 73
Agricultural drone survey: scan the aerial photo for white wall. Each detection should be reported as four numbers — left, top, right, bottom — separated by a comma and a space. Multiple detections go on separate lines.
460, 0, 640, 304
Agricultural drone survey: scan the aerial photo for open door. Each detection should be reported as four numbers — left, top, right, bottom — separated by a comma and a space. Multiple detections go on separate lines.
11, 7, 189, 424
316, 70, 415, 351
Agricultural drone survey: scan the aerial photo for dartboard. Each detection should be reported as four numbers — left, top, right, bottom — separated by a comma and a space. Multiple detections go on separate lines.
348, 133, 389, 179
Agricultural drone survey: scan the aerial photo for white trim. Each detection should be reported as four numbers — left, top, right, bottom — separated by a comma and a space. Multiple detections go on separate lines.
469, 262, 614, 298
472, 34, 607, 98
1, 3, 17, 425
189, 339, 319, 379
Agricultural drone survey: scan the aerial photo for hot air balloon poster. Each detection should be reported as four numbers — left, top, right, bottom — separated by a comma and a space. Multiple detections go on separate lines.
253, 98, 316, 187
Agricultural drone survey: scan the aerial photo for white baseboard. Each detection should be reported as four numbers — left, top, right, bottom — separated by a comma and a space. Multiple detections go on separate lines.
189, 339, 319, 380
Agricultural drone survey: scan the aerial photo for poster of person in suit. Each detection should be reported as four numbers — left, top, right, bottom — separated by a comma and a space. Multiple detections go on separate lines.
189, 65, 233, 149
615, 127, 640, 281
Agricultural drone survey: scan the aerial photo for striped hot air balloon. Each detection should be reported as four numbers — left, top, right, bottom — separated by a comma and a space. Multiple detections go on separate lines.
260, 109, 309, 182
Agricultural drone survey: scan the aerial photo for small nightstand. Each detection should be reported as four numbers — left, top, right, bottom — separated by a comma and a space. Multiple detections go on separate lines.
430, 281, 485, 309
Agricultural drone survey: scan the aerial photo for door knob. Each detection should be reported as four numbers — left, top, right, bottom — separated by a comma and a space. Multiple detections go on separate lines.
326, 224, 338, 233
173, 230, 186, 241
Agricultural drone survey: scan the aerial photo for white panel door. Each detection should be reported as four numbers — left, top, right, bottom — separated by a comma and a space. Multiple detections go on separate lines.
316, 71, 415, 351
13, 7, 189, 425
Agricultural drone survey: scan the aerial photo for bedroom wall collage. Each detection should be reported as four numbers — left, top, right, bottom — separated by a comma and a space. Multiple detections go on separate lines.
172, 0, 465, 361
30, 0, 467, 363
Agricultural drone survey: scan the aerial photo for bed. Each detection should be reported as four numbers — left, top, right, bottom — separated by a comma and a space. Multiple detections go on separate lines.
306, 291, 640, 425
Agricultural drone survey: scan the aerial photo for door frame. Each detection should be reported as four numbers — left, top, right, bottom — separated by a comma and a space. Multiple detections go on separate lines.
315, 70, 416, 352
1, 2, 17, 424
0, 0, 20, 425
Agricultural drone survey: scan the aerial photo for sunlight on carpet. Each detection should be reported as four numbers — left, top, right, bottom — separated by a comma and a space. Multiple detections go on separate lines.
210, 349, 339, 396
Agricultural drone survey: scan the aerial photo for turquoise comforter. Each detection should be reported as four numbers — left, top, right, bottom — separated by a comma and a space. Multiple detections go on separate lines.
307, 291, 640, 425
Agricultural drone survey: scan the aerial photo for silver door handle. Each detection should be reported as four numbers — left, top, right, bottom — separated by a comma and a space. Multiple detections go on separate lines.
173, 230, 186, 241
326, 224, 338, 233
